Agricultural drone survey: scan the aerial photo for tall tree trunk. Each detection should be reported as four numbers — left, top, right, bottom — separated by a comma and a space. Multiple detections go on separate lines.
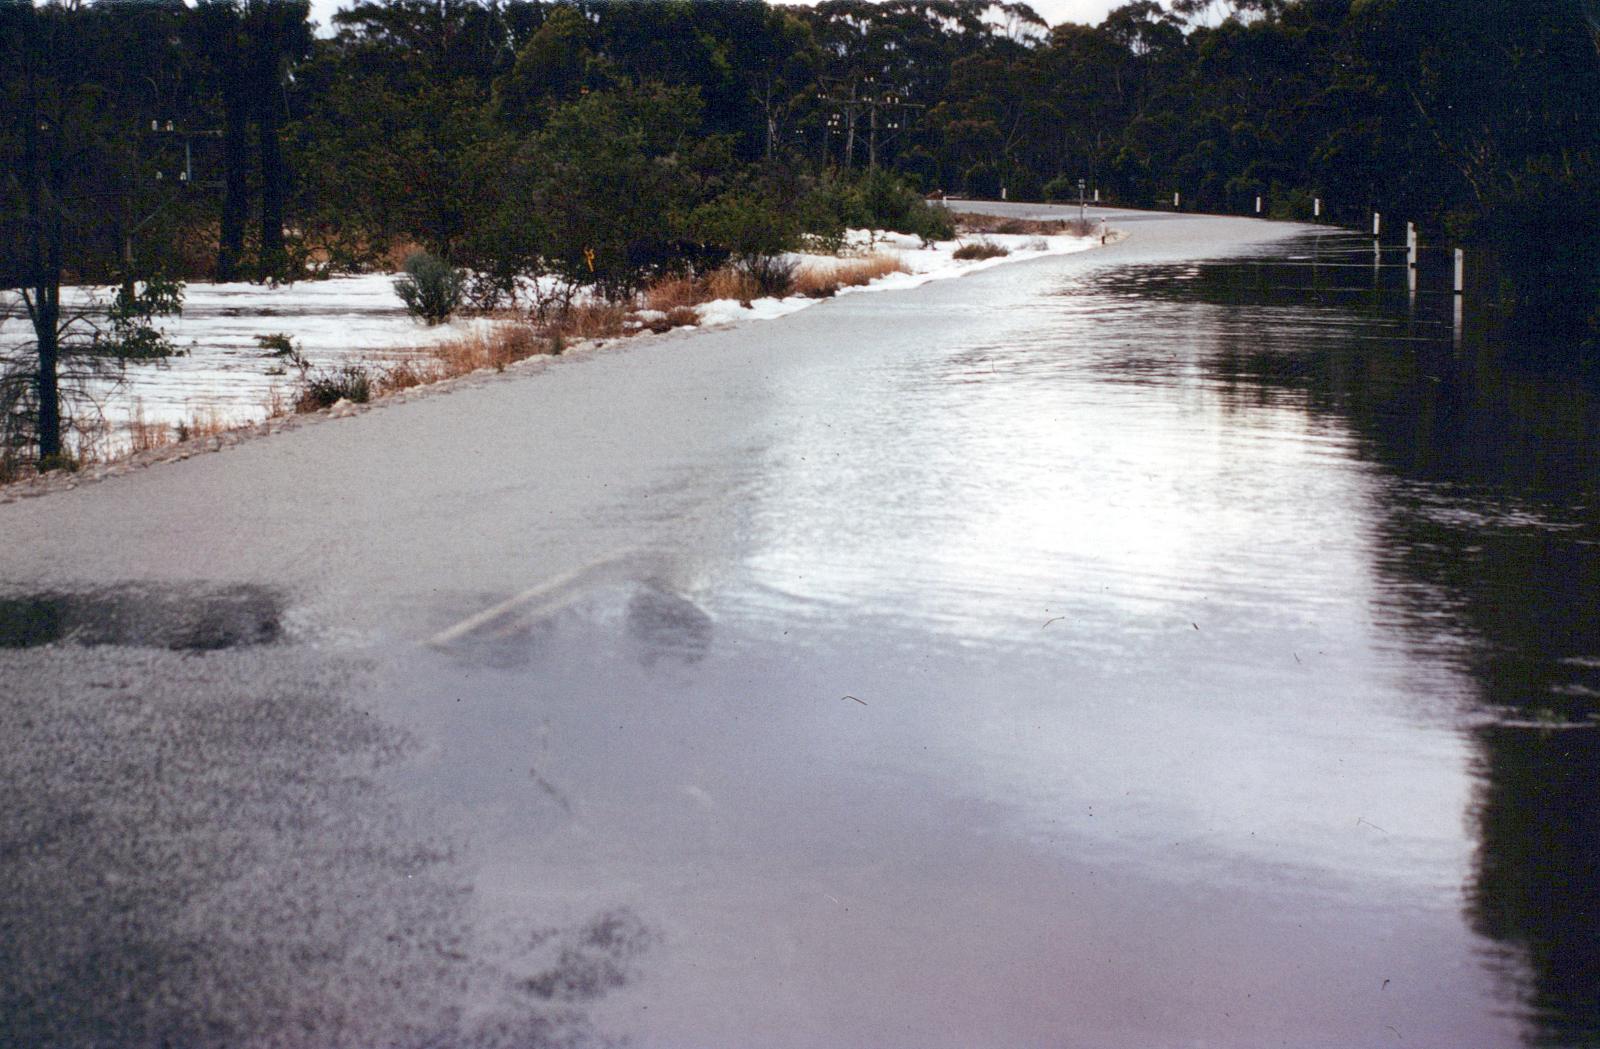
217, 56, 250, 281
257, 84, 286, 276
29, 158, 64, 460
33, 280, 61, 461
22, 52, 64, 461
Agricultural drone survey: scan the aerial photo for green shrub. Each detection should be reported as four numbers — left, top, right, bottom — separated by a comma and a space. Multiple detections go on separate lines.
689, 190, 800, 296
296, 364, 372, 412
739, 253, 798, 297
1043, 176, 1081, 202
857, 168, 955, 243
792, 169, 952, 245
103, 276, 184, 360
394, 252, 465, 324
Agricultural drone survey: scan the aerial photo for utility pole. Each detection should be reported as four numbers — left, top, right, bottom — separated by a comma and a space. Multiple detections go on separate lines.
817, 76, 924, 169
121, 119, 221, 302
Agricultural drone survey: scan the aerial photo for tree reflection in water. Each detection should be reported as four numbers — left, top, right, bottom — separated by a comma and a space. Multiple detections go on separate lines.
1110, 235, 1600, 1045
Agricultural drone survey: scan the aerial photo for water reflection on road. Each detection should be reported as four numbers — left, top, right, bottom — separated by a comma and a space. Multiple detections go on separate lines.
391, 230, 1599, 1046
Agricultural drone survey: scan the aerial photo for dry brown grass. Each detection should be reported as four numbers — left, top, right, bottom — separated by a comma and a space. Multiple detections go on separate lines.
644, 275, 711, 312
952, 211, 1074, 236
792, 253, 908, 298
175, 408, 233, 443
375, 321, 556, 396
375, 358, 448, 396
556, 301, 629, 340
639, 304, 703, 334
706, 265, 760, 303
127, 402, 174, 453
953, 238, 1010, 261
437, 323, 548, 373
263, 385, 292, 419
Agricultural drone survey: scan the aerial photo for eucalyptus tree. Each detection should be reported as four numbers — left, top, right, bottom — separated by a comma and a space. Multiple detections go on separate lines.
192, 0, 311, 281
1, 0, 190, 469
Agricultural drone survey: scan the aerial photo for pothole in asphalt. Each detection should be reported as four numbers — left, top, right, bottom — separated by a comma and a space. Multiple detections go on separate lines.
0, 583, 283, 650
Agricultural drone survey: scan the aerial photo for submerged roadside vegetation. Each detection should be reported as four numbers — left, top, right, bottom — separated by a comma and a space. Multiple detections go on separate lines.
0, 213, 1097, 491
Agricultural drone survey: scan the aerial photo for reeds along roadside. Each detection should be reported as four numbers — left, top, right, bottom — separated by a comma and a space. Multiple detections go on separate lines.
950, 211, 1089, 237
644, 276, 711, 312
791, 253, 907, 298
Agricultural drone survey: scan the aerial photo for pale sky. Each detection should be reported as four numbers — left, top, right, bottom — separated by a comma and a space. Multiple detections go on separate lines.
306, 0, 1123, 36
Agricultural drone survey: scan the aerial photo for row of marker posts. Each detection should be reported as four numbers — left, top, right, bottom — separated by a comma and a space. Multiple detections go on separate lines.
1174, 192, 1324, 218
1380, 212, 1466, 343
1163, 192, 1465, 342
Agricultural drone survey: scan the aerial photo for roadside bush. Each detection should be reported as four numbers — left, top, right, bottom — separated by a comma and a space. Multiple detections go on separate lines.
690, 190, 800, 297
964, 162, 1001, 200
858, 168, 954, 243
953, 239, 1009, 261
296, 364, 372, 412
1269, 187, 1317, 221
794, 169, 953, 246
393, 252, 465, 325
1043, 176, 1081, 202
739, 253, 798, 298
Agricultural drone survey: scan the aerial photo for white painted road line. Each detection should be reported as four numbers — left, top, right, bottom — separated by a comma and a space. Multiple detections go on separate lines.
425, 549, 640, 648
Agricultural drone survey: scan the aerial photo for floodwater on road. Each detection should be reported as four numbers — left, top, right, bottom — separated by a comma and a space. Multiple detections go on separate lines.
379, 226, 1600, 1047
3, 212, 1597, 1048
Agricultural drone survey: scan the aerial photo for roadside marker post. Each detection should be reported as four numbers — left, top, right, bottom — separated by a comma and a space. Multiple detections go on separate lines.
1406, 223, 1418, 299
1453, 248, 1466, 345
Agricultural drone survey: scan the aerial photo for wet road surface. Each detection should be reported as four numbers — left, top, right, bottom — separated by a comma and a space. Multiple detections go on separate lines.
4, 206, 1597, 1047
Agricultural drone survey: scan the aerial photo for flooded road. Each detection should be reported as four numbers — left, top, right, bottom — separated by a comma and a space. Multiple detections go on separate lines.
3, 209, 1597, 1047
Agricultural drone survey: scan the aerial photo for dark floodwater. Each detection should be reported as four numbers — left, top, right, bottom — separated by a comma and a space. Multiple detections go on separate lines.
382, 226, 1600, 1048
1104, 234, 1600, 1042
1118, 234, 1600, 1047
